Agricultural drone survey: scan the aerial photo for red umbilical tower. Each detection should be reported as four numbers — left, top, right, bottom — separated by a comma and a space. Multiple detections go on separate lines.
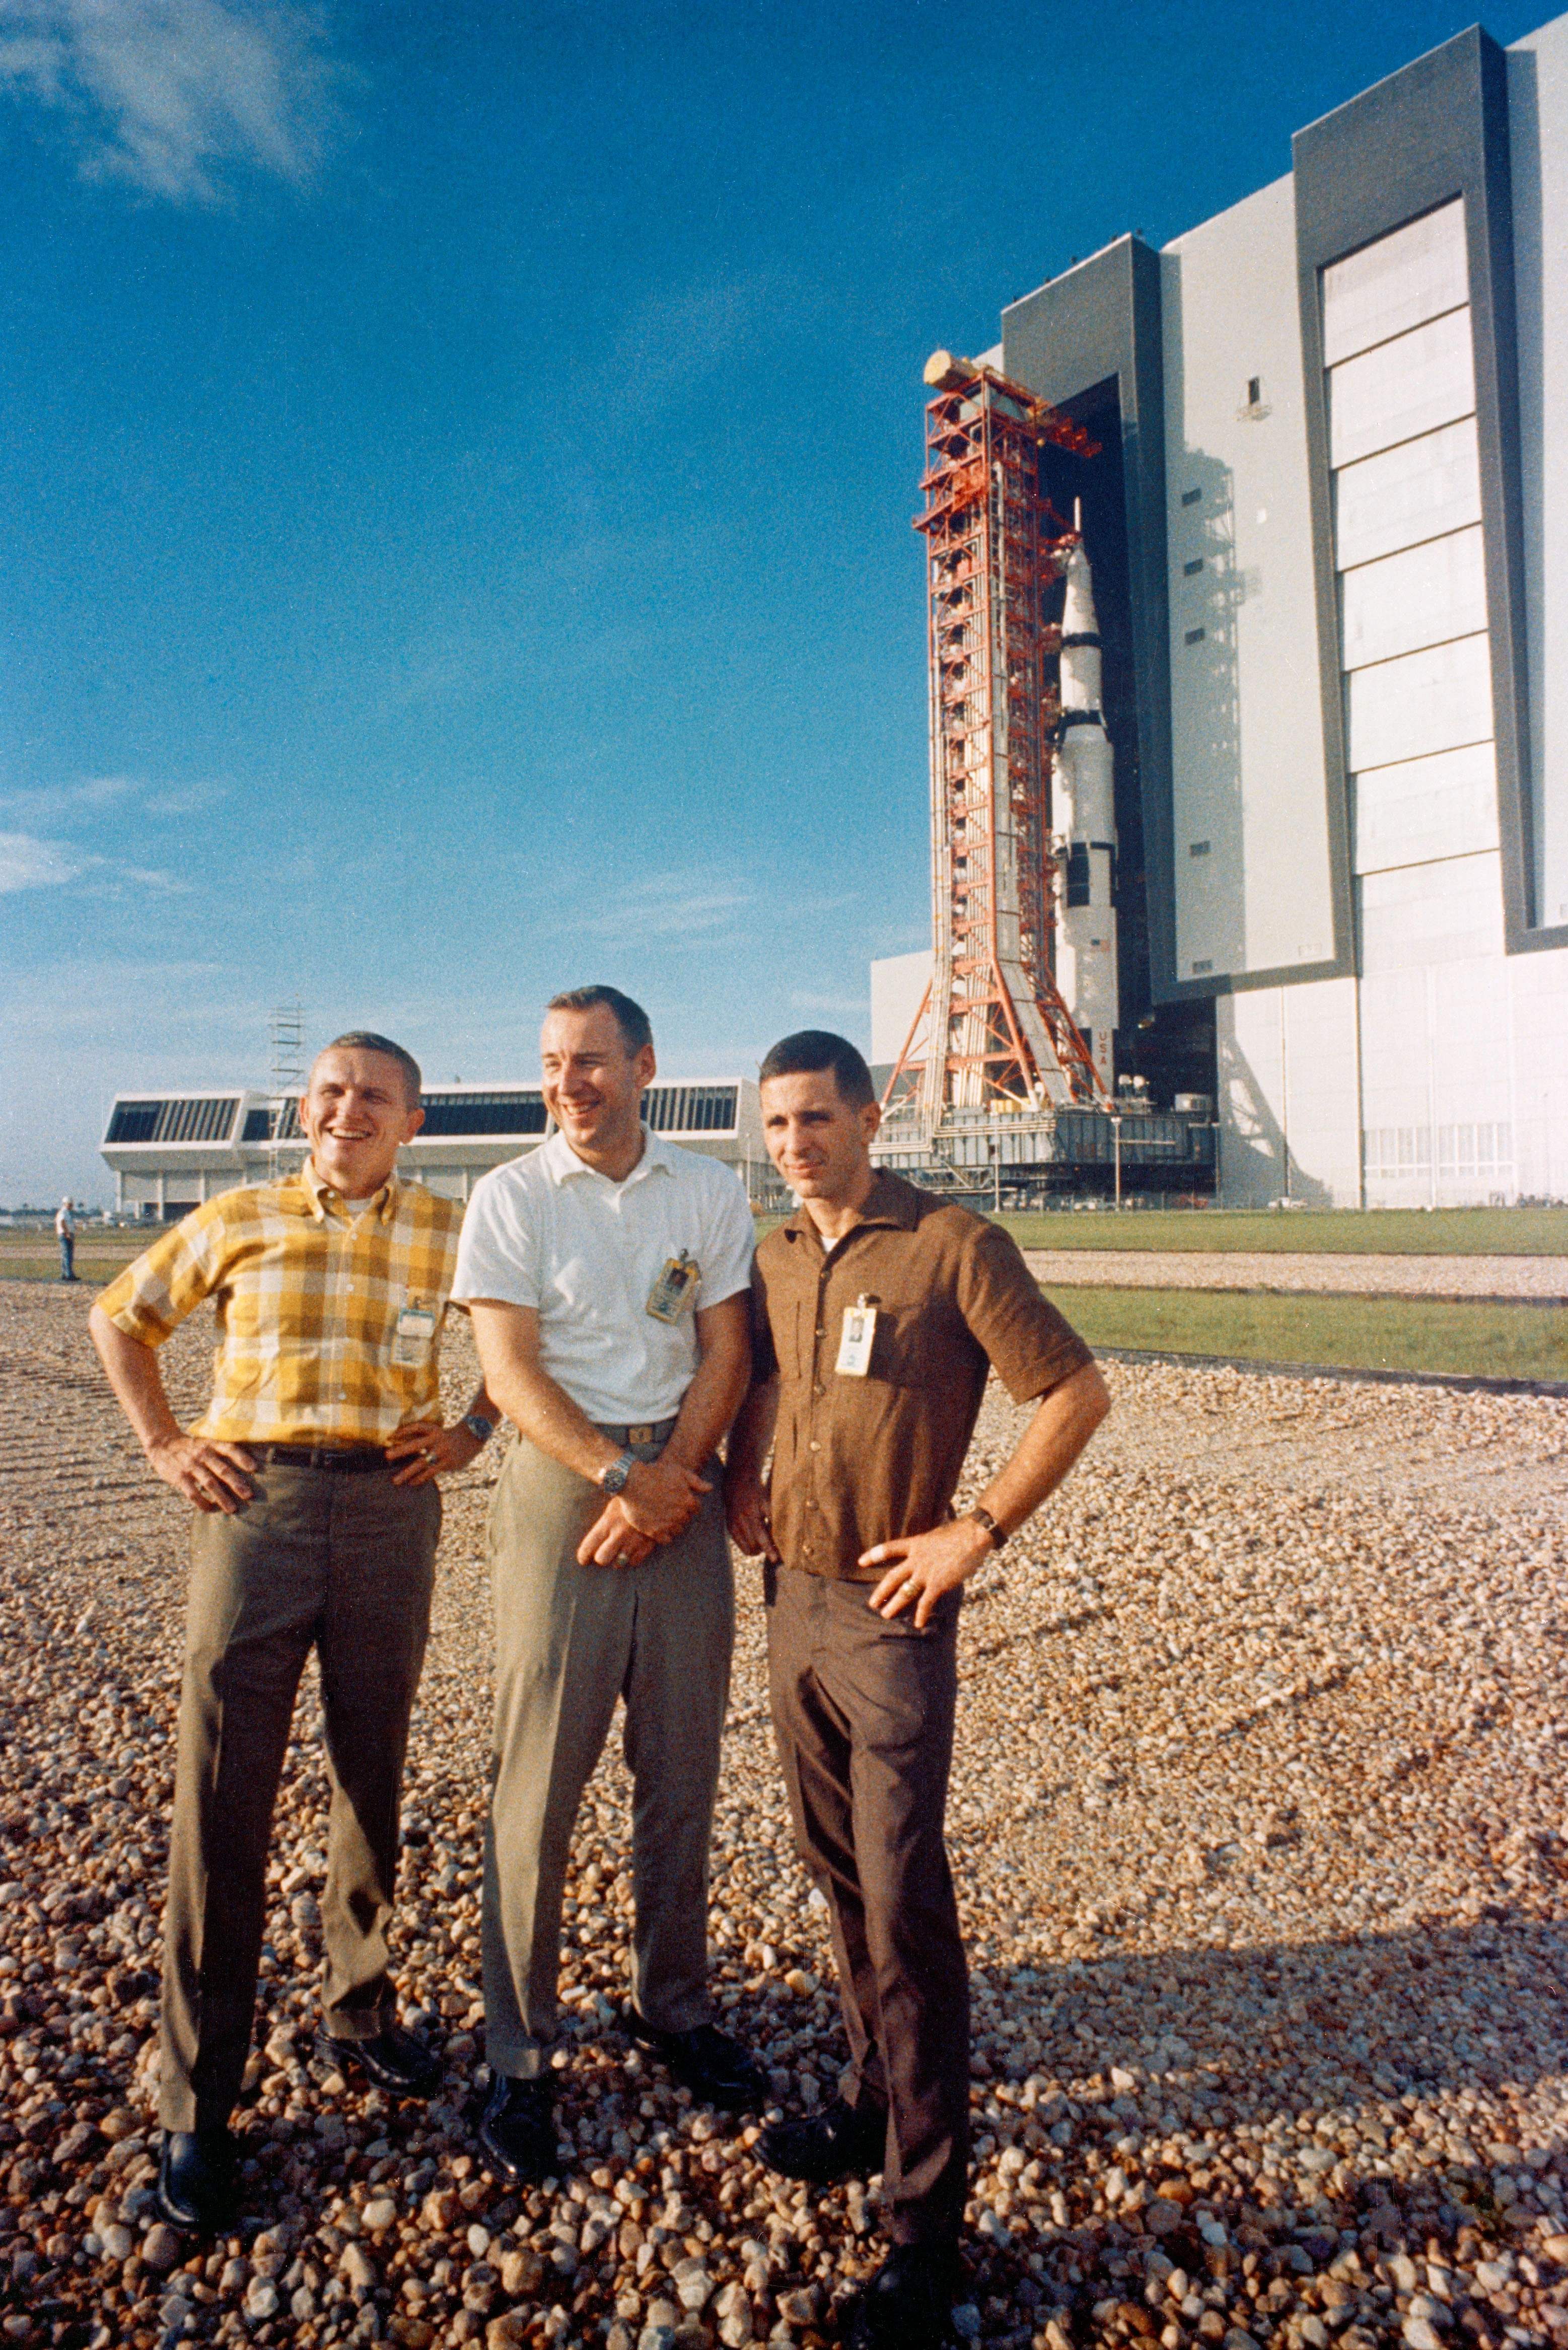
883, 353, 1110, 1143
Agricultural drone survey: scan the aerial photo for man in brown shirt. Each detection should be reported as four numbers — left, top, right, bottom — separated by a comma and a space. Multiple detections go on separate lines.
727, 1032, 1109, 2350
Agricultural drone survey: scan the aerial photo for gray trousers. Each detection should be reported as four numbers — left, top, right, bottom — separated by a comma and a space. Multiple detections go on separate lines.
159, 1461, 439, 2131
765, 1561, 969, 2246
482, 1429, 734, 2080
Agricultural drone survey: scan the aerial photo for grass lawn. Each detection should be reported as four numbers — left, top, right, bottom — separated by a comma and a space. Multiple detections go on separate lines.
1063, 1286, 1568, 1382
0, 1235, 143, 1285
995, 1205, 1568, 1256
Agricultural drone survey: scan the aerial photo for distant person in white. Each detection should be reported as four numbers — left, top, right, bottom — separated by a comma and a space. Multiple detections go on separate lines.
56, 1197, 76, 1284
452, 984, 763, 2183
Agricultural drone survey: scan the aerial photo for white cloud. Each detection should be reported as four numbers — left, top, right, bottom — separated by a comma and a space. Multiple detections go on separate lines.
0, 0, 342, 201
0, 774, 135, 824
0, 831, 87, 891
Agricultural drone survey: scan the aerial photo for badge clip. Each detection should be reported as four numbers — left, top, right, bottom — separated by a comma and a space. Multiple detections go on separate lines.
646, 1250, 699, 1324
835, 1294, 878, 1378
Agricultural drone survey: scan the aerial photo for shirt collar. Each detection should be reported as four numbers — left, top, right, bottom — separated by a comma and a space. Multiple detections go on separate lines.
541, 1122, 675, 1188
783, 1167, 919, 1248
302, 1157, 401, 1225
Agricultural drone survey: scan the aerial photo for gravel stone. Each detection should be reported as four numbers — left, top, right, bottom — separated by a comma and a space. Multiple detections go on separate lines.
4, 1288, 1567, 2350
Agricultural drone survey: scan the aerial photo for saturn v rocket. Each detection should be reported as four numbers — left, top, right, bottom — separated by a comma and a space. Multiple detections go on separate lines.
1052, 515, 1120, 1093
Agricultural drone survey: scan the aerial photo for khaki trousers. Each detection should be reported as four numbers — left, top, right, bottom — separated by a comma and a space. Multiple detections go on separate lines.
764, 1561, 969, 2246
159, 1461, 439, 2130
481, 1432, 734, 2080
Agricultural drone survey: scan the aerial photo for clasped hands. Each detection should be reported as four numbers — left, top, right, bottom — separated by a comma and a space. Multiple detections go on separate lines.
578, 1451, 710, 1571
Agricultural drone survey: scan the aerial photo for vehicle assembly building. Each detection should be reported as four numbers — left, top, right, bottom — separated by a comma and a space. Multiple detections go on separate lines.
874, 13, 1568, 1206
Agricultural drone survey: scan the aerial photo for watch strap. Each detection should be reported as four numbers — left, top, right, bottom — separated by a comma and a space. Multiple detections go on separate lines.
969, 1506, 1007, 1551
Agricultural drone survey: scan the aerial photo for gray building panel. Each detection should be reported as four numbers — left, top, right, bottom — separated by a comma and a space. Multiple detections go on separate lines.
1001, 240, 1179, 1000
1294, 25, 1558, 956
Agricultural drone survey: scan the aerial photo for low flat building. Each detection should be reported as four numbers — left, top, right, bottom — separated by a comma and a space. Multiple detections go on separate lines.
101, 1078, 766, 1219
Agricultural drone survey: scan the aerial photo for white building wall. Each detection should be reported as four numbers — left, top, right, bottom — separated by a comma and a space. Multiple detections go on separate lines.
1161, 176, 1335, 985
1219, 980, 1361, 1207
870, 949, 933, 1066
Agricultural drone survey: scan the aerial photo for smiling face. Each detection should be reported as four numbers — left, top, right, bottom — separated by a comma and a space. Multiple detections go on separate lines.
759, 1066, 880, 1218
299, 1046, 424, 1200
540, 1003, 655, 1174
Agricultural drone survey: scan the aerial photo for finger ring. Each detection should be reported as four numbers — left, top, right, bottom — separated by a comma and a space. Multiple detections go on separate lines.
421, 1449, 434, 1462
615, 1552, 631, 1568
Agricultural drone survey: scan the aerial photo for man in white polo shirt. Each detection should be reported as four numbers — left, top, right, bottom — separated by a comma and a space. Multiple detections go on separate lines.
453, 985, 762, 2180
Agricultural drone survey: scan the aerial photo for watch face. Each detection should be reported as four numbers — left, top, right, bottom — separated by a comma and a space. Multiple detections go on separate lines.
601, 1455, 632, 1494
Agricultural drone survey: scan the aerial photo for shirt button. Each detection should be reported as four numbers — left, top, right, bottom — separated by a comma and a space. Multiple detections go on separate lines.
809, 1441, 820, 1452
815, 1327, 825, 1338
813, 1383, 825, 1395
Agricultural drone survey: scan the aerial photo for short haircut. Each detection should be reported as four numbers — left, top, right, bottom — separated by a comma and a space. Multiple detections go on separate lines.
315, 1032, 422, 1105
758, 1029, 876, 1110
545, 985, 654, 1056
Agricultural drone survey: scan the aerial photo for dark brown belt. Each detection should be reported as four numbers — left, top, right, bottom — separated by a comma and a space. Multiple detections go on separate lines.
594, 1417, 679, 1448
250, 1443, 389, 1474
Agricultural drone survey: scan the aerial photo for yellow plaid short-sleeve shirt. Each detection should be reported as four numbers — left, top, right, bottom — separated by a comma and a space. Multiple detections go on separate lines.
97, 1162, 465, 1445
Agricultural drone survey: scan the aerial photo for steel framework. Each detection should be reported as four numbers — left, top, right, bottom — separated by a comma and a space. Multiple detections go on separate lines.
882, 357, 1110, 1145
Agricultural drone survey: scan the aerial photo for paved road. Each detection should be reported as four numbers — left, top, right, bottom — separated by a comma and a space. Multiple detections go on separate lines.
1022, 1249, 1568, 1299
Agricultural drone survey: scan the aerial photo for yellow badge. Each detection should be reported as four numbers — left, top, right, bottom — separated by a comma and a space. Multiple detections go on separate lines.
646, 1251, 699, 1324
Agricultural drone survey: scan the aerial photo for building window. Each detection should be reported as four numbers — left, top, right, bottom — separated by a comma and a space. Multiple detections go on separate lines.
1189, 840, 1211, 858
1184, 627, 1206, 645
1247, 377, 1261, 405
1183, 558, 1204, 576
1181, 486, 1202, 507
1191, 959, 1213, 975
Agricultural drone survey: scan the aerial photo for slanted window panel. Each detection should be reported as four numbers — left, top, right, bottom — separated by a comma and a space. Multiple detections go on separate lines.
645, 1085, 738, 1135
1321, 198, 1467, 365
417, 1092, 549, 1137
1339, 524, 1487, 671
107, 1098, 238, 1145
1326, 306, 1475, 469
1331, 417, 1481, 569
106, 1101, 162, 1144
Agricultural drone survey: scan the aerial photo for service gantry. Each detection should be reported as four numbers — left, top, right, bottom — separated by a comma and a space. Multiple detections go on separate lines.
882, 352, 1111, 1154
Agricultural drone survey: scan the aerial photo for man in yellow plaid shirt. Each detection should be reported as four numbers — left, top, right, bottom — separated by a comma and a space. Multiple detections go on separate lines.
91, 1032, 496, 2234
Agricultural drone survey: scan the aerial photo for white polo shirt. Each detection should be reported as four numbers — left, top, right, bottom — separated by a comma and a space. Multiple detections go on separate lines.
452, 1126, 755, 1425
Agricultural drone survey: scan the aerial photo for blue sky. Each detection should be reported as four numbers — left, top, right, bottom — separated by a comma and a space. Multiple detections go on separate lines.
0, 0, 1548, 1202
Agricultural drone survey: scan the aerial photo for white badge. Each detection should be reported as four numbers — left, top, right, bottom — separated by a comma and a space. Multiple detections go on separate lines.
646, 1250, 700, 1324
393, 1300, 439, 1367
835, 1296, 878, 1378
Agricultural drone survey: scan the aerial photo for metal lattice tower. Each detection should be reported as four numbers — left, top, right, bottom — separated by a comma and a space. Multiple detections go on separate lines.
883, 355, 1110, 1145
267, 999, 306, 1182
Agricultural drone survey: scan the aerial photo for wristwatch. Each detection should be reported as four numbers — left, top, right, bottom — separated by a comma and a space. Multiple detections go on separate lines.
968, 1506, 1007, 1551
597, 1450, 638, 1495
463, 1414, 496, 1445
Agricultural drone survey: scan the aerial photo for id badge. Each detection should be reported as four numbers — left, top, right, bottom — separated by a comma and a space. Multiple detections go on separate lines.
835, 1296, 878, 1378
393, 1300, 439, 1367
646, 1250, 699, 1324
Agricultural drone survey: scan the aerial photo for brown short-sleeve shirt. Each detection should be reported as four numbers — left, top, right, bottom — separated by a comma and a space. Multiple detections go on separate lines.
750, 1170, 1094, 1581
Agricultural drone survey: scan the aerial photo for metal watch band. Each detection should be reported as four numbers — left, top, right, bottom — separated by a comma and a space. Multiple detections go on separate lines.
462, 1413, 496, 1444
598, 1449, 637, 1496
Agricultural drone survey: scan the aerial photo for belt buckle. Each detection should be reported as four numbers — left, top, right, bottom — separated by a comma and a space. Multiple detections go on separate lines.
626, 1422, 655, 1446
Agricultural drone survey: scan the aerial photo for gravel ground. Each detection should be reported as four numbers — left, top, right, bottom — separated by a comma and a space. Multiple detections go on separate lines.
1021, 1254, 1568, 1302
3, 1279, 1568, 2350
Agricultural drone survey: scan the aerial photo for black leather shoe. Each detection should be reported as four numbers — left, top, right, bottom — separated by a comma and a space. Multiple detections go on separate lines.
759, 2094, 887, 2184
317, 2024, 442, 2098
847, 2243, 964, 2350
157, 2128, 238, 2234
478, 2074, 557, 2183
625, 2011, 767, 2112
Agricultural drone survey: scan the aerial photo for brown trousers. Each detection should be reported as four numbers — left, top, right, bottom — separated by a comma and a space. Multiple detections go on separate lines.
159, 1461, 439, 2130
764, 1562, 969, 2245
